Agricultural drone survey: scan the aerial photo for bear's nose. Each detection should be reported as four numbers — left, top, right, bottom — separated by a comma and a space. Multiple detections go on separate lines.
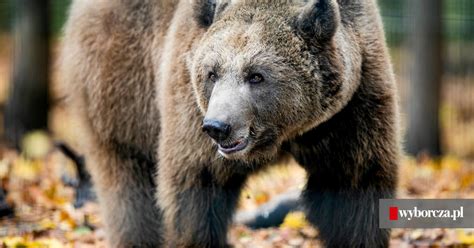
202, 119, 231, 142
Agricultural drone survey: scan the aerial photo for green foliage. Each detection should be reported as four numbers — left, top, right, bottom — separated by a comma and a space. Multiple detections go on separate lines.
378, 0, 474, 46
50, 0, 72, 35
378, 0, 406, 46
444, 0, 474, 41
0, 0, 13, 32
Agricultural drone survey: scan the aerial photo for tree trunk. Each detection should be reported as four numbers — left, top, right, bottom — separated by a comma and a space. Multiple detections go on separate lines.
4, 0, 50, 149
406, 0, 443, 156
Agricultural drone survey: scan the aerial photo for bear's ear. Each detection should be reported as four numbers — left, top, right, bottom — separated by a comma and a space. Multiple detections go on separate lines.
193, 0, 229, 28
296, 0, 340, 42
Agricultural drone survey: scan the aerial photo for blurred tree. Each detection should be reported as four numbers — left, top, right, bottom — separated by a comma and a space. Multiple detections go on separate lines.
0, 0, 72, 35
406, 0, 442, 156
4, 0, 50, 149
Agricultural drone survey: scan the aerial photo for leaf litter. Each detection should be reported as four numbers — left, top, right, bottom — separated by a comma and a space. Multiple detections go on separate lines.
0, 134, 473, 247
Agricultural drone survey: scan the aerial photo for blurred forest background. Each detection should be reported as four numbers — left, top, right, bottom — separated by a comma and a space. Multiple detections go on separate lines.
0, 0, 472, 157
0, 1, 473, 247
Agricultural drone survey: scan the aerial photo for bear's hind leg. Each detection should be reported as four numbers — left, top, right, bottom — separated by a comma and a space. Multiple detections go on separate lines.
88, 147, 162, 248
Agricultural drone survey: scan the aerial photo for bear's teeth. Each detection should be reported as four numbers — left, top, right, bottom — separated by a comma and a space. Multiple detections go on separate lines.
221, 140, 241, 149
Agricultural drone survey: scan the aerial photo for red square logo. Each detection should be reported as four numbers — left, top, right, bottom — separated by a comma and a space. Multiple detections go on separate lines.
389, 206, 398, 221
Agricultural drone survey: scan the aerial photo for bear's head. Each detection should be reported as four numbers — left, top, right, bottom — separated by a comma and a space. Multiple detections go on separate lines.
187, 0, 362, 162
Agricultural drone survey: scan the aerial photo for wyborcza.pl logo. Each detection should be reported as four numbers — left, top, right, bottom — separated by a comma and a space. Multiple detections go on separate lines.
389, 206, 463, 221
379, 199, 474, 228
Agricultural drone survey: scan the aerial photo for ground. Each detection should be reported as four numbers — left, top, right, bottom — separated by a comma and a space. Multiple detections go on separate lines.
0, 134, 473, 247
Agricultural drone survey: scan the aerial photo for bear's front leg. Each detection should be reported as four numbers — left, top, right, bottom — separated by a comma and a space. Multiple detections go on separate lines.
302, 176, 394, 248
287, 81, 400, 248
295, 135, 397, 248
158, 160, 246, 248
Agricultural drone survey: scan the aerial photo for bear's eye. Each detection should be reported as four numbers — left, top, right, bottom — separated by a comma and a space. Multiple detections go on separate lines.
208, 72, 217, 82
248, 73, 264, 84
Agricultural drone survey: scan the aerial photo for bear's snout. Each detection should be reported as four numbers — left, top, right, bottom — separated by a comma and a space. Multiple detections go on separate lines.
202, 119, 232, 142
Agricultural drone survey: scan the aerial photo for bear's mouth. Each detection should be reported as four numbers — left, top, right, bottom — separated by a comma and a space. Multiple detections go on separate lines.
217, 137, 249, 155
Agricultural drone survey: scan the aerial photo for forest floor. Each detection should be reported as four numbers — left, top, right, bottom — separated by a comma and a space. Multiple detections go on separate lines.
0, 136, 473, 248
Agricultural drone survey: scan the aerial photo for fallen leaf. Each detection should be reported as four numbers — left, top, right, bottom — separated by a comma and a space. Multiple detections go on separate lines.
457, 230, 474, 245
281, 212, 309, 229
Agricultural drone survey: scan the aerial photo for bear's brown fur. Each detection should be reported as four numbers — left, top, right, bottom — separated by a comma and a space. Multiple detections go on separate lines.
61, 0, 400, 247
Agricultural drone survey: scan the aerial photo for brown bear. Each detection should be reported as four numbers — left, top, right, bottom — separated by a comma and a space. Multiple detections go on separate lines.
60, 0, 400, 247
